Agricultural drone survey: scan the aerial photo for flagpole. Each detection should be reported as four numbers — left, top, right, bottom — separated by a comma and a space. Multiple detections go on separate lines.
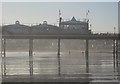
86, 10, 90, 22
59, 9, 61, 26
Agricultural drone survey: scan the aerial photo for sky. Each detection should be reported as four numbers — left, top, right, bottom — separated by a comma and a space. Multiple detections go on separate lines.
1, 1, 119, 33
1, 0, 120, 2
118, 2, 120, 33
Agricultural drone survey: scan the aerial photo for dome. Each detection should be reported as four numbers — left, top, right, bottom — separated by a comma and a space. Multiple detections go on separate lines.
2, 21, 30, 35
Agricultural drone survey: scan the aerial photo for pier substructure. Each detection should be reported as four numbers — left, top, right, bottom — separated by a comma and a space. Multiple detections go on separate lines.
1, 39, 6, 76
57, 38, 61, 76
116, 40, 119, 67
113, 39, 119, 69
113, 40, 116, 69
85, 39, 89, 73
29, 39, 33, 76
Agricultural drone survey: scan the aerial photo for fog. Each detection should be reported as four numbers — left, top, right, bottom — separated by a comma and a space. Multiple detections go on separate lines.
5, 39, 113, 52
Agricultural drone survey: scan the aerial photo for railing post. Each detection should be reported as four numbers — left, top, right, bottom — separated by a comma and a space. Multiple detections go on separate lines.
29, 39, 33, 76
57, 38, 61, 76
85, 39, 89, 73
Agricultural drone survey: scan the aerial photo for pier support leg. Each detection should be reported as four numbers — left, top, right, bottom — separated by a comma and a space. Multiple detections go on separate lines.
29, 39, 33, 76
1, 39, 6, 76
113, 40, 116, 70
116, 40, 118, 67
85, 39, 89, 73
118, 40, 120, 64
57, 38, 61, 76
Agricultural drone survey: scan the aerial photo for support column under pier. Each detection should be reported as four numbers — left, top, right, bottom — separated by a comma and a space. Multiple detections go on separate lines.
29, 39, 33, 76
1, 39, 6, 76
85, 39, 89, 73
113, 40, 116, 70
116, 40, 118, 67
113, 39, 119, 70
57, 38, 61, 76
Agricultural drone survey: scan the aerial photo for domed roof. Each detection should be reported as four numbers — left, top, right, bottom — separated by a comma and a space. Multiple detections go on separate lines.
3, 21, 29, 28
31, 21, 58, 29
2, 21, 30, 35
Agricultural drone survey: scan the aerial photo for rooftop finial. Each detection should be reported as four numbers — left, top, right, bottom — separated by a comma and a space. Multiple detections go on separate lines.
43, 21, 47, 25
71, 16, 76, 21
15, 21, 20, 24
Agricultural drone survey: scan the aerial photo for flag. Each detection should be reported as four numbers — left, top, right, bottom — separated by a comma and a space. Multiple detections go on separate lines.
59, 10, 61, 16
86, 10, 90, 16
88, 10, 90, 13
86, 12, 88, 16
90, 24, 92, 27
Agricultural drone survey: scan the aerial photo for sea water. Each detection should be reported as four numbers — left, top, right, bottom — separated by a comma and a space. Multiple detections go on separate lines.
1, 51, 120, 83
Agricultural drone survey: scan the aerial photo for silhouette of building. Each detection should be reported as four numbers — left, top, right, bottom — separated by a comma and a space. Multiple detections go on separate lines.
31, 21, 58, 35
2, 16, 91, 37
60, 16, 91, 34
2, 21, 30, 36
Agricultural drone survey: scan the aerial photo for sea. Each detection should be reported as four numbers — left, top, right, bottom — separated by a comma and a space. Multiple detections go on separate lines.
0, 51, 120, 83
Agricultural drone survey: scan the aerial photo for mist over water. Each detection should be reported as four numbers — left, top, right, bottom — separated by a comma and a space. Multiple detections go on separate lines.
5, 39, 113, 52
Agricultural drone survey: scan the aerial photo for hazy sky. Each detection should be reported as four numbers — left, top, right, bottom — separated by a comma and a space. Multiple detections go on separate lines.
1, 0, 119, 2
1, 1, 119, 33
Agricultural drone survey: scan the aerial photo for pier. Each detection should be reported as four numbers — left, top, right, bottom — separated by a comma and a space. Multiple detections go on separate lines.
1, 19, 120, 83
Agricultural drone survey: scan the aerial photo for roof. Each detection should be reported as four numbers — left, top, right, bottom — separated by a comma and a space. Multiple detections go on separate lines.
31, 21, 58, 29
3, 21, 29, 28
61, 16, 87, 25
71, 16, 76, 22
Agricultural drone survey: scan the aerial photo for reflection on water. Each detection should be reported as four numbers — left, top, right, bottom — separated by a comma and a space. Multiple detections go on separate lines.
1, 51, 120, 83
